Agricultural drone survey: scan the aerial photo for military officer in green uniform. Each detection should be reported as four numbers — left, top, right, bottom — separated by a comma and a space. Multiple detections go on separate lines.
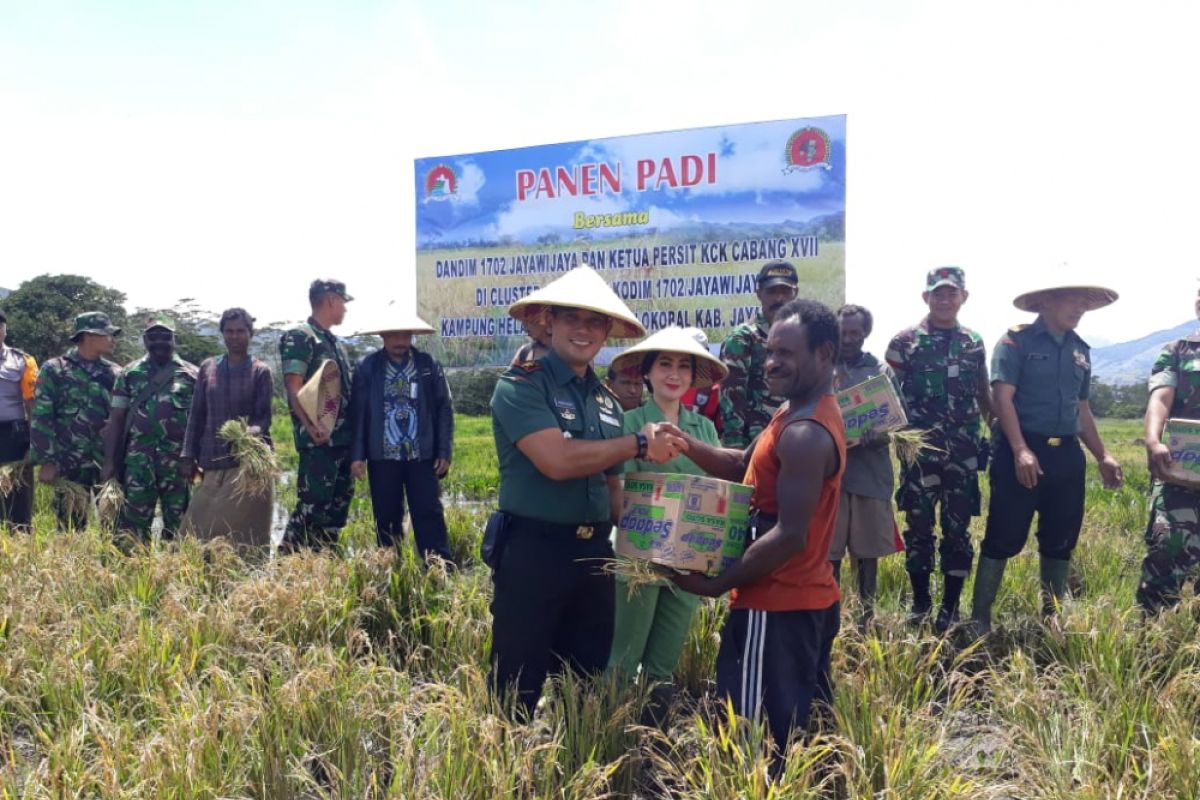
717, 261, 799, 447
1137, 286, 1200, 613
488, 266, 684, 715
970, 279, 1125, 634
30, 312, 123, 529
102, 315, 198, 542
280, 279, 355, 551
885, 267, 992, 631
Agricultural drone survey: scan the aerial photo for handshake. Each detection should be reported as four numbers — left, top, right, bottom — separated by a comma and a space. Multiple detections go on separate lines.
638, 421, 689, 464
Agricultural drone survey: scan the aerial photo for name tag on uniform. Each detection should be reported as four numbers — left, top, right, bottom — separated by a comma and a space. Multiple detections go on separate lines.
599, 412, 620, 427
1026, 353, 1049, 361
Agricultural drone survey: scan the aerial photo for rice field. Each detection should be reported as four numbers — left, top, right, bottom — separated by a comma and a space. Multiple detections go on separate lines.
1, 417, 1198, 798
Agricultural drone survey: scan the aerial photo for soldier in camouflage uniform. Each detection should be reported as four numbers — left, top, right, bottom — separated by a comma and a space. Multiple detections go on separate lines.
280, 279, 355, 551
102, 316, 198, 542
718, 261, 799, 447
1137, 288, 1200, 613
30, 312, 123, 529
885, 267, 992, 631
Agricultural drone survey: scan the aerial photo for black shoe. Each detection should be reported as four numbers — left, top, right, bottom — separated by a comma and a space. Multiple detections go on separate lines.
934, 605, 959, 635
907, 600, 933, 627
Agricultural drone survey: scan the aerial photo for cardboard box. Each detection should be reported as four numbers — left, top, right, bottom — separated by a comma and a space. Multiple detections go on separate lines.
835, 372, 908, 445
615, 472, 752, 576
1162, 418, 1200, 489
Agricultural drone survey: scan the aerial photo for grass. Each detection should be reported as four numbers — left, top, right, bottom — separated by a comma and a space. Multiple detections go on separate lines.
1, 417, 1198, 798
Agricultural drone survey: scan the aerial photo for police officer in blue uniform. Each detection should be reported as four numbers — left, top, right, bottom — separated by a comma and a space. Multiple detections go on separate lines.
970, 280, 1125, 634
487, 266, 685, 715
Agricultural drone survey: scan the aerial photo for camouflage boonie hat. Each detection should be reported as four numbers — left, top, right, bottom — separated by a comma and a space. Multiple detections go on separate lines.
310, 279, 354, 302
142, 314, 176, 332
926, 266, 966, 291
70, 311, 122, 341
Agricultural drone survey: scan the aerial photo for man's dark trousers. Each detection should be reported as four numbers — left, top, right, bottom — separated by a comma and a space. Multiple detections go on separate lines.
367, 458, 453, 561
982, 434, 1086, 560
489, 520, 616, 716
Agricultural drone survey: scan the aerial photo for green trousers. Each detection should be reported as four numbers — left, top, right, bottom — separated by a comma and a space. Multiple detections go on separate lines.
608, 579, 701, 682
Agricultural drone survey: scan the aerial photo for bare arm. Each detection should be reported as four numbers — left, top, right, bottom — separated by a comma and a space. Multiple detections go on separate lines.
1145, 387, 1175, 481
992, 380, 1047, 489
1078, 399, 1123, 488
670, 427, 752, 482
673, 421, 836, 596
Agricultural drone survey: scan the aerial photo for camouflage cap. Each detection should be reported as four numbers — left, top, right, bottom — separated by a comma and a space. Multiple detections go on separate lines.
70, 311, 122, 341
310, 279, 354, 303
757, 261, 799, 289
142, 314, 176, 333
926, 266, 966, 292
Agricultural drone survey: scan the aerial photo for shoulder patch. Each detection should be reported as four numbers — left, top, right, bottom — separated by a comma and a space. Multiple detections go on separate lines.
515, 360, 542, 373
1007, 324, 1029, 334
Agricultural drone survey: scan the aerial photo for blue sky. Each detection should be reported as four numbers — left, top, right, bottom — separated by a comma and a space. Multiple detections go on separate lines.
2, 0, 1198, 349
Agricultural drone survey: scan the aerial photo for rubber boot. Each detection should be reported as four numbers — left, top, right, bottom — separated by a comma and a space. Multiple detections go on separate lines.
907, 571, 932, 625
968, 557, 1008, 638
1040, 557, 1071, 618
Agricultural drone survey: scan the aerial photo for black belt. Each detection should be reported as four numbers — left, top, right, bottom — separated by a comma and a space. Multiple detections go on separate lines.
508, 514, 613, 541
1020, 432, 1076, 448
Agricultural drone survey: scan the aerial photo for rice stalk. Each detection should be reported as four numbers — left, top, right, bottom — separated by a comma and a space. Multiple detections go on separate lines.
598, 557, 671, 598
56, 478, 92, 520
217, 418, 278, 499
0, 461, 24, 497
96, 478, 125, 524
894, 427, 943, 465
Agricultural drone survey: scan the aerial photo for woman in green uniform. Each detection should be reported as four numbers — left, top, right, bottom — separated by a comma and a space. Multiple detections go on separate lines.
608, 326, 727, 687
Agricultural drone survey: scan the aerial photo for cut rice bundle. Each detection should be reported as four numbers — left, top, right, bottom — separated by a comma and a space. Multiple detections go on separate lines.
217, 419, 279, 499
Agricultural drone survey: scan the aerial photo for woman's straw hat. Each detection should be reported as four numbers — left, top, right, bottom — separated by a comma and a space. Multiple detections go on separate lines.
297, 360, 342, 433
609, 326, 728, 390
508, 265, 645, 339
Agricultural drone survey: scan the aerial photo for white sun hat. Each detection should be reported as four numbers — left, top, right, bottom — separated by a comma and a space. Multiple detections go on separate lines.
353, 302, 436, 336
609, 326, 728, 390
508, 265, 645, 339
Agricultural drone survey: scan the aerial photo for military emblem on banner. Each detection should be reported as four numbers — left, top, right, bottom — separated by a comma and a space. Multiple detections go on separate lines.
783, 127, 832, 173
424, 164, 458, 201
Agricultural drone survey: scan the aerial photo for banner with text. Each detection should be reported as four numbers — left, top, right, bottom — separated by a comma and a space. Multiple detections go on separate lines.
415, 115, 846, 367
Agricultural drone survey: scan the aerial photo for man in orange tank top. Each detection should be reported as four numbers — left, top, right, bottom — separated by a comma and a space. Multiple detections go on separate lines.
668, 298, 846, 753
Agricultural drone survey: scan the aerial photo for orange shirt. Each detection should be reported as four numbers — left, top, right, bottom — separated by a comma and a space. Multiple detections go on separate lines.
732, 393, 846, 612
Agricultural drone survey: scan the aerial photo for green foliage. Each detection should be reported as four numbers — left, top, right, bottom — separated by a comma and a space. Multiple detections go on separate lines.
0, 274, 129, 363
1088, 378, 1150, 419
447, 368, 503, 416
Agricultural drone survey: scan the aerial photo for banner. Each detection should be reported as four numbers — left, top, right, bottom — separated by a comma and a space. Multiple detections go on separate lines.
415, 115, 846, 367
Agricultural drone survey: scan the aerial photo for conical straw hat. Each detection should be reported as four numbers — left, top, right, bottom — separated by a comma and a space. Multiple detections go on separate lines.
354, 306, 436, 336
610, 326, 728, 390
297, 360, 342, 434
508, 265, 645, 339
1012, 269, 1119, 313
